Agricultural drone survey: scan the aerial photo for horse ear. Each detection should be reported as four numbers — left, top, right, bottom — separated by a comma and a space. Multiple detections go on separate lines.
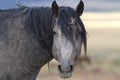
76, 0, 84, 16
52, 1, 59, 17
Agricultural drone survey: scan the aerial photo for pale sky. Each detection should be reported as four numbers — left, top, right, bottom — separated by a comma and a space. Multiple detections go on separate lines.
0, 0, 120, 12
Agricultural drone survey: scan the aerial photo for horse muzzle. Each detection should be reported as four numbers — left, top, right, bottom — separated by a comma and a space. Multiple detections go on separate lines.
57, 64, 74, 78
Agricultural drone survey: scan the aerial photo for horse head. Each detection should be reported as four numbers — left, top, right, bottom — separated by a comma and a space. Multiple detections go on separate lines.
51, 0, 87, 78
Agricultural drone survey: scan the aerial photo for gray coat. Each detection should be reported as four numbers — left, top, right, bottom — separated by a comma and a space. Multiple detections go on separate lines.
0, 8, 53, 80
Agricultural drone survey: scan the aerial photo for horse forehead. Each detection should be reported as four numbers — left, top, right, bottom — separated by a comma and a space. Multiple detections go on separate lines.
69, 17, 76, 24
60, 8, 77, 19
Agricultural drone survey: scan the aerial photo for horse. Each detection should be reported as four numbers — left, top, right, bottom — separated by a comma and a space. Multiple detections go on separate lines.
0, 0, 87, 80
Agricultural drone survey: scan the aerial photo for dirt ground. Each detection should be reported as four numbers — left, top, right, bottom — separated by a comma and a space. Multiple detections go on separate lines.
38, 69, 120, 80
37, 27, 120, 80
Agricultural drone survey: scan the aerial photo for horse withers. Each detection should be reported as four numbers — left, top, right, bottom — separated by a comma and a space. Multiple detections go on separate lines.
0, 0, 87, 80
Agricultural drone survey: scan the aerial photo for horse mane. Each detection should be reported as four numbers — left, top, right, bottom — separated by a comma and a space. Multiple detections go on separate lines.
16, 0, 28, 9
25, 7, 55, 52
80, 20, 87, 56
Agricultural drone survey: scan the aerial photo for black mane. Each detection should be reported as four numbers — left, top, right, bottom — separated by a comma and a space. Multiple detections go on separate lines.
25, 7, 55, 52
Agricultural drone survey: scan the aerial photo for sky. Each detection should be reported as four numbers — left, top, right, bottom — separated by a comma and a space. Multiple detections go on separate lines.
0, 0, 120, 12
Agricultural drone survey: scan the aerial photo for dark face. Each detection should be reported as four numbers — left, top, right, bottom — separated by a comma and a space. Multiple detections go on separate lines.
51, 0, 85, 78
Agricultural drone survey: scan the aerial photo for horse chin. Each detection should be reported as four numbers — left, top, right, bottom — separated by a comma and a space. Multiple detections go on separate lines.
58, 68, 73, 78
59, 72, 72, 78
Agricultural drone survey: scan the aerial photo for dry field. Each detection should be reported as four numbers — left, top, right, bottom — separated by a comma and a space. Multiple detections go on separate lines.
37, 12, 120, 80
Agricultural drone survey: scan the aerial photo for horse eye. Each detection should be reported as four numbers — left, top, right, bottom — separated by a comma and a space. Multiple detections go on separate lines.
53, 31, 57, 35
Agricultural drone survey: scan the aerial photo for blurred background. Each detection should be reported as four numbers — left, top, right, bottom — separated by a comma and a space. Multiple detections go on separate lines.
0, 0, 120, 80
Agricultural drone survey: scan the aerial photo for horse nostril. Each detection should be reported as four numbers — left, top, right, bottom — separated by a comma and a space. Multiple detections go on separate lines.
58, 65, 62, 72
70, 65, 73, 72
58, 65, 74, 73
